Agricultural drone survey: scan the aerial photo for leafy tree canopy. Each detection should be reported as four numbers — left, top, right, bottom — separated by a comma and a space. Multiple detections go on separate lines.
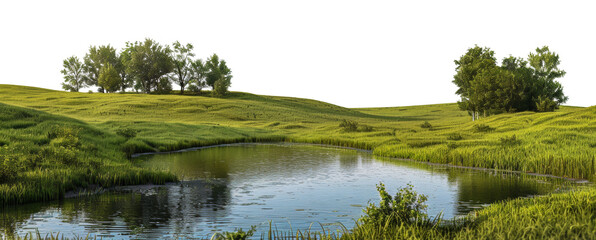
60, 56, 87, 92
125, 39, 173, 93
454, 45, 567, 120
98, 63, 122, 93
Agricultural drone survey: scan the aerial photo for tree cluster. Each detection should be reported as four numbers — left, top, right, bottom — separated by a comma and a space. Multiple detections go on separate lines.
60, 39, 232, 96
453, 46, 567, 120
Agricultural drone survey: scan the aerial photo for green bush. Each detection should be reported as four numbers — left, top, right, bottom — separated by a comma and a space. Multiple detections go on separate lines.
43, 145, 78, 165
211, 226, 256, 240
473, 124, 494, 132
47, 127, 80, 141
213, 78, 231, 97
358, 124, 374, 132
339, 119, 359, 132
500, 134, 521, 146
116, 127, 138, 139
420, 121, 432, 129
155, 77, 173, 94
0, 155, 19, 182
446, 133, 463, 140
360, 183, 429, 226
536, 96, 558, 112
186, 84, 202, 95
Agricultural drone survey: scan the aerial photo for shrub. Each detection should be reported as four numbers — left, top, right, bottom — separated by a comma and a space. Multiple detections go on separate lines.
0, 154, 19, 182
339, 119, 359, 132
267, 122, 280, 127
360, 183, 429, 226
500, 134, 521, 146
358, 124, 374, 132
187, 84, 202, 95
446, 133, 463, 140
536, 96, 558, 112
116, 127, 138, 139
473, 124, 494, 132
420, 121, 432, 129
155, 77, 173, 94
212, 78, 231, 97
47, 127, 81, 150
211, 226, 256, 240
43, 145, 78, 165
47, 127, 80, 140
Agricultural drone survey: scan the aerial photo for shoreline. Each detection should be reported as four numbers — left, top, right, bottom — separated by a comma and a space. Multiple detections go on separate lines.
132, 141, 591, 184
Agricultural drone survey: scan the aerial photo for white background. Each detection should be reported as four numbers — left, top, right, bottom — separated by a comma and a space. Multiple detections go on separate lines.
0, 0, 594, 107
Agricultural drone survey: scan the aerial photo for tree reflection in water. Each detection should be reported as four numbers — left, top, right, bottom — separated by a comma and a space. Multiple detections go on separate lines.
1, 144, 571, 239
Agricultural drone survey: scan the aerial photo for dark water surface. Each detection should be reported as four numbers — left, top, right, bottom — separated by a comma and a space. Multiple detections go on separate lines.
1, 143, 571, 239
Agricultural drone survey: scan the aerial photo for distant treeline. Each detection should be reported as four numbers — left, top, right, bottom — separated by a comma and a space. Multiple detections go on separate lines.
61, 38, 232, 96
453, 46, 567, 120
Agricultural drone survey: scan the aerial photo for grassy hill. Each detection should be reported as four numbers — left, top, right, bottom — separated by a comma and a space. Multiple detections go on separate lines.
1, 84, 594, 179
0, 102, 175, 205
1, 84, 595, 238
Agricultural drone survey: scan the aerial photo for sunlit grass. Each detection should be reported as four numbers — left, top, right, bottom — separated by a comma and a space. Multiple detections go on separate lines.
0, 84, 595, 238
0, 84, 594, 205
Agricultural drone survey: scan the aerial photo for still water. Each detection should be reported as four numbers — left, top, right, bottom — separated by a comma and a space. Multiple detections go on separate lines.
1, 143, 570, 238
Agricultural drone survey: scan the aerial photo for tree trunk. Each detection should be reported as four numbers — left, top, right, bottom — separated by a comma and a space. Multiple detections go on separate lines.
180, 85, 184, 95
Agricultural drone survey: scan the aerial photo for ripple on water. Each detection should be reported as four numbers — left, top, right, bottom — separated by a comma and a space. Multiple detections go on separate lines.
4, 143, 573, 239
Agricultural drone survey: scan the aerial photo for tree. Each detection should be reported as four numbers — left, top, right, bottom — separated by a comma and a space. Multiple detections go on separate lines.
125, 39, 174, 93
83, 45, 120, 93
118, 48, 133, 92
212, 77, 231, 97
527, 46, 568, 111
453, 45, 568, 120
60, 56, 87, 92
205, 54, 232, 89
98, 63, 122, 93
471, 66, 516, 115
453, 46, 496, 120
500, 56, 534, 112
170, 41, 195, 94
188, 59, 207, 94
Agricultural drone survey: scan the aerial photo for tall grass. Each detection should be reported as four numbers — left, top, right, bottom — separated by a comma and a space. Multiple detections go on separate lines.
207, 187, 596, 240
0, 103, 176, 205
0, 84, 594, 206
0, 84, 595, 239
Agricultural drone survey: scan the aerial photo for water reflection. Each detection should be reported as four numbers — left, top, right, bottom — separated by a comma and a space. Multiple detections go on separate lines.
1, 143, 570, 239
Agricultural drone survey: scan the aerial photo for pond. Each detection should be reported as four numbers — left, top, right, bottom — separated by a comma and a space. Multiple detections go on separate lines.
1, 143, 572, 239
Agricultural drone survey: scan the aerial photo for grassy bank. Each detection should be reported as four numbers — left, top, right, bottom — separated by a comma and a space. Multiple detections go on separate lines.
0, 84, 595, 238
0, 103, 177, 205
1, 84, 594, 180
265, 186, 596, 240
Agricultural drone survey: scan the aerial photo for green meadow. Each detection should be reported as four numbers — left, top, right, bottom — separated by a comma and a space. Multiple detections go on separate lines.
1, 84, 595, 239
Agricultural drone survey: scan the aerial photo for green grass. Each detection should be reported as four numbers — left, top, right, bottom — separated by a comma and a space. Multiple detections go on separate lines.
1, 84, 593, 180
0, 84, 595, 238
0, 102, 176, 205
267, 187, 596, 240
